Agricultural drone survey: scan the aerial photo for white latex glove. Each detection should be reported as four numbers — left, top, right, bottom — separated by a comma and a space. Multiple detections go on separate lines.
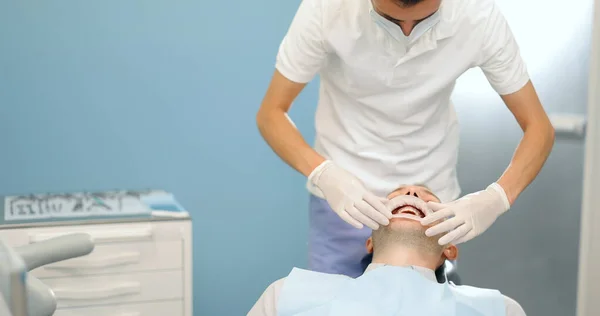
421, 183, 511, 245
309, 160, 392, 230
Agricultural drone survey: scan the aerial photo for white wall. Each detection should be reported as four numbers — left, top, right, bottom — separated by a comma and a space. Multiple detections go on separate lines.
577, 0, 600, 314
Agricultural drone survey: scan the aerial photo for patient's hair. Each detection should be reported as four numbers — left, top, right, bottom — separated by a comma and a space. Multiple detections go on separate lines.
371, 223, 443, 255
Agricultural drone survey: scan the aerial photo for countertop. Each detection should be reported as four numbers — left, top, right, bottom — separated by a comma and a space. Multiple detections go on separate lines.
0, 190, 190, 230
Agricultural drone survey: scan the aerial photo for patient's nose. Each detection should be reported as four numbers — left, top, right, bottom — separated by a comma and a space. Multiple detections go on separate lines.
405, 189, 420, 198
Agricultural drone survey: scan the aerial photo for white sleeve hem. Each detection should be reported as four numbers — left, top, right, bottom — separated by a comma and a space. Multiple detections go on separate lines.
495, 73, 530, 96
275, 62, 315, 84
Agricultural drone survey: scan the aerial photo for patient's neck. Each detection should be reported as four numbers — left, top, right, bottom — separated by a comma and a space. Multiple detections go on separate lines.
372, 245, 440, 271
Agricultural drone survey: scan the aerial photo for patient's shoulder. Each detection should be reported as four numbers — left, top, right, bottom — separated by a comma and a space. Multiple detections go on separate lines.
248, 278, 288, 316
259, 277, 287, 300
450, 284, 525, 316
503, 295, 526, 316
269, 277, 287, 293
267, 277, 289, 301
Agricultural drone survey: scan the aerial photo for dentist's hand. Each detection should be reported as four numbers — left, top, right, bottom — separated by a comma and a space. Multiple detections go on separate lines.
309, 160, 392, 230
421, 183, 511, 245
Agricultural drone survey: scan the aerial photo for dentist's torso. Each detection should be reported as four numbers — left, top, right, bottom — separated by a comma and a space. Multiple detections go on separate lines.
308, 0, 493, 202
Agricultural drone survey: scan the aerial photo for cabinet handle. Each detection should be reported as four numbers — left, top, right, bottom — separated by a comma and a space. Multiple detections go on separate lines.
56, 310, 141, 316
53, 282, 141, 300
30, 228, 153, 243
45, 252, 141, 269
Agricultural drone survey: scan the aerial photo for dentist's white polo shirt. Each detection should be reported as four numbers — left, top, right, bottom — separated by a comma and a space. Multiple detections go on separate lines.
276, 0, 529, 202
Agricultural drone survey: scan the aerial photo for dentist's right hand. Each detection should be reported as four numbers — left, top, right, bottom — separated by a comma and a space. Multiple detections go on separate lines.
309, 160, 392, 230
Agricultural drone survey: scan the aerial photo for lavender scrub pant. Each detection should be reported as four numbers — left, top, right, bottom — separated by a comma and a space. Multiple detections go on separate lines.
308, 194, 372, 278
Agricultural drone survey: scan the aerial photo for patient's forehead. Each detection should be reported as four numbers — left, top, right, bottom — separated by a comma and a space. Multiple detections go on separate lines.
387, 185, 440, 202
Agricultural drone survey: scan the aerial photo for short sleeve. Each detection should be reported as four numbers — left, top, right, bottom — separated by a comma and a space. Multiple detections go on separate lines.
275, 0, 328, 83
477, 4, 529, 95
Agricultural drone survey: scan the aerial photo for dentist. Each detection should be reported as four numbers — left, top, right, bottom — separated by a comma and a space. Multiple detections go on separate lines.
256, 0, 554, 277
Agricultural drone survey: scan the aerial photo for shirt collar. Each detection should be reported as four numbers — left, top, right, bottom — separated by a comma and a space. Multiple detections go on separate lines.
365, 263, 437, 282
367, 0, 458, 65
367, 0, 458, 40
434, 0, 459, 39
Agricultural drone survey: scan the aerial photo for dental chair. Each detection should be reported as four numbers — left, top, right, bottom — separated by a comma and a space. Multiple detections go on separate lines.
360, 253, 462, 284
0, 233, 95, 316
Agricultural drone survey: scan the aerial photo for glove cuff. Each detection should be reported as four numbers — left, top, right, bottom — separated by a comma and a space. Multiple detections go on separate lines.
487, 182, 511, 212
307, 160, 333, 185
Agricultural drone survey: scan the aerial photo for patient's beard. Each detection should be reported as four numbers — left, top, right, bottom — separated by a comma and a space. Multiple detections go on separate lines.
371, 225, 444, 266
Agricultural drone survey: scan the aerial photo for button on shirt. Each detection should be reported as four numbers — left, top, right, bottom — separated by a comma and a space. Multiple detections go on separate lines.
247, 264, 526, 316
276, 0, 530, 202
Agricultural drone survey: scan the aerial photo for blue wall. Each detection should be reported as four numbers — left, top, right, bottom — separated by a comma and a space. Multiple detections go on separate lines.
0, 0, 314, 314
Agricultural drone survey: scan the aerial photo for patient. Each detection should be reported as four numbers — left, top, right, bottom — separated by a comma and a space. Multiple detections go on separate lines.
248, 185, 526, 316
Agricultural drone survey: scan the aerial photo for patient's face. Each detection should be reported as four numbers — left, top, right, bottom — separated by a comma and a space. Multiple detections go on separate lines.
387, 185, 439, 201
386, 185, 441, 230
368, 185, 457, 262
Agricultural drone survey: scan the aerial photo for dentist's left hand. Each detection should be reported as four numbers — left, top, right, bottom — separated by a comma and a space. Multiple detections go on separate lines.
420, 183, 511, 245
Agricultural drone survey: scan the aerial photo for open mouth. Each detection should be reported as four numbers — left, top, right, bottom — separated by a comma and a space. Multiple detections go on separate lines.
391, 205, 425, 218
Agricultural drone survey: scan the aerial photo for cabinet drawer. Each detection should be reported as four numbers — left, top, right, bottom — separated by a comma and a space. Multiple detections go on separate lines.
54, 300, 183, 316
32, 240, 182, 278
0, 221, 190, 248
44, 270, 183, 308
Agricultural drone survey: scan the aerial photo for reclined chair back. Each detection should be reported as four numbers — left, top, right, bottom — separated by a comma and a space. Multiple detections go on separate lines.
0, 233, 95, 316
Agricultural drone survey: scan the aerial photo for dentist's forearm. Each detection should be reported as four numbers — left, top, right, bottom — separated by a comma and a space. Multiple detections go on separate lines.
256, 70, 326, 177
256, 108, 325, 177
497, 121, 555, 204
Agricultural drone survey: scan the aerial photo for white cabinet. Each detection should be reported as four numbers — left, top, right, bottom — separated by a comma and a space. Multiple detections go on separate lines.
53, 301, 183, 316
0, 219, 192, 316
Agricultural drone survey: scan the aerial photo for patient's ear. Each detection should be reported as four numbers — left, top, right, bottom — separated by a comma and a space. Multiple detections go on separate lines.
443, 245, 458, 261
366, 237, 374, 254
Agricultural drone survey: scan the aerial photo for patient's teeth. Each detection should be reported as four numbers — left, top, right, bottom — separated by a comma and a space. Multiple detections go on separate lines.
394, 205, 424, 218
